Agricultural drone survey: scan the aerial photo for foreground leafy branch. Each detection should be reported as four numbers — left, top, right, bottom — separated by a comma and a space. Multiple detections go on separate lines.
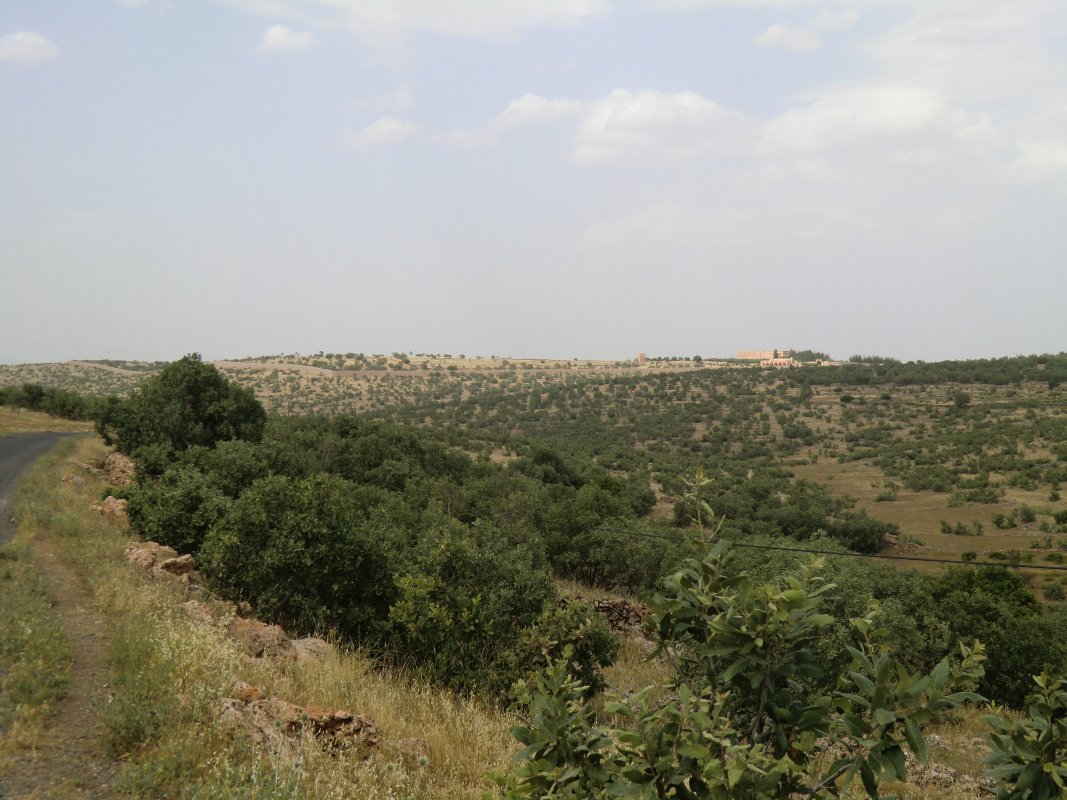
496, 515, 987, 799
984, 674, 1067, 800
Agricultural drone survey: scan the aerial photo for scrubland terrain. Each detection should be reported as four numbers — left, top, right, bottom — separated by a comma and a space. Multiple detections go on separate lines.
2, 352, 1066, 798
0, 437, 1025, 800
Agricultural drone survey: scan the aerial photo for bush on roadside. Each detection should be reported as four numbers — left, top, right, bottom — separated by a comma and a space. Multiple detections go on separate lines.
387, 522, 555, 694
124, 466, 230, 555
96, 354, 265, 474
200, 474, 398, 640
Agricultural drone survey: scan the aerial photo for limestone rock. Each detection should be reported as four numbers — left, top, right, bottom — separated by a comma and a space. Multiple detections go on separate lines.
182, 599, 219, 626
124, 541, 206, 589
301, 705, 381, 750
104, 452, 136, 486
926, 733, 948, 750
219, 697, 296, 756
234, 681, 266, 703
227, 616, 294, 660
76, 460, 104, 476
219, 694, 380, 758
124, 541, 178, 570
90, 495, 128, 524
291, 637, 335, 666
158, 554, 196, 576
923, 762, 959, 788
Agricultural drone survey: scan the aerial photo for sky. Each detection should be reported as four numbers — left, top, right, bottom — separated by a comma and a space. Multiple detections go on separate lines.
1, 0, 1065, 364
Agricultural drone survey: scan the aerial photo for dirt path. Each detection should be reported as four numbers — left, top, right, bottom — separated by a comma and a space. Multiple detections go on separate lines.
0, 511, 118, 797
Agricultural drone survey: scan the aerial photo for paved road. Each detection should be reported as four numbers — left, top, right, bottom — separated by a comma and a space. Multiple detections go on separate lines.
0, 431, 80, 546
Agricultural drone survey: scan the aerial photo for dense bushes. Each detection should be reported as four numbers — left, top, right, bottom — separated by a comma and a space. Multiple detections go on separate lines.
0, 382, 98, 420
549, 524, 685, 591
124, 466, 229, 554
720, 537, 1067, 708
107, 356, 1065, 707
200, 474, 398, 640
107, 365, 626, 696
827, 510, 898, 553
96, 354, 265, 471
388, 522, 555, 694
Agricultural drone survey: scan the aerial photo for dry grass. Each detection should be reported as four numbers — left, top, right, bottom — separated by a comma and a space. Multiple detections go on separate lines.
17, 437, 517, 799
0, 408, 94, 435
792, 458, 1066, 576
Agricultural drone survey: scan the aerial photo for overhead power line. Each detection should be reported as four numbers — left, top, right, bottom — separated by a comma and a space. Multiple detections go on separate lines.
592, 526, 1067, 573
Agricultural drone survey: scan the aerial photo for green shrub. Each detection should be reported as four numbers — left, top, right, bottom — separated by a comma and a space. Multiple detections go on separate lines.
550, 524, 684, 591
994, 512, 1017, 529
387, 523, 556, 694
503, 601, 619, 700
124, 466, 230, 554
827, 510, 897, 553
200, 474, 398, 640
905, 465, 956, 493
965, 487, 1003, 504
179, 440, 274, 498
929, 567, 1066, 708
984, 674, 1067, 799
96, 354, 265, 473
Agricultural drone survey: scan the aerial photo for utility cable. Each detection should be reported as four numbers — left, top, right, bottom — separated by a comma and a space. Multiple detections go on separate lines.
590, 525, 1067, 572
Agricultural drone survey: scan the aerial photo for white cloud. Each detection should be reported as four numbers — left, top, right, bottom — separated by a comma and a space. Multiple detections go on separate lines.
332, 0, 607, 42
752, 23, 821, 51
350, 85, 414, 116
752, 7, 857, 52
574, 88, 753, 164
260, 24, 318, 52
210, 0, 607, 61
811, 9, 858, 30
865, 3, 1067, 106
656, 1, 908, 7
1012, 139, 1067, 175
439, 93, 584, 148
492, 94, 584, 128
343, 116, 417, 150
759, 85, 954, 155
0, 31, 60, 65
436, 127, 499, 148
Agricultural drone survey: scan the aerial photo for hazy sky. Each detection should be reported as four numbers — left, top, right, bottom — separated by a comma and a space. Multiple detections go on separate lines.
2, 1, 1065, 364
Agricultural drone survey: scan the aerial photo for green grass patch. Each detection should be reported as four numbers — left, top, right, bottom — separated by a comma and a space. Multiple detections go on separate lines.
0, 543, 72, 736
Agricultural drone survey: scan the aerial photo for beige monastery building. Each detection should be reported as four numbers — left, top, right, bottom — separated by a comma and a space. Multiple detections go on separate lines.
737, 350, 793, 361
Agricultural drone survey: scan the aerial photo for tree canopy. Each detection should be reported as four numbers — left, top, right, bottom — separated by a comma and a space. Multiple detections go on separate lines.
96, 353, 265, 471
